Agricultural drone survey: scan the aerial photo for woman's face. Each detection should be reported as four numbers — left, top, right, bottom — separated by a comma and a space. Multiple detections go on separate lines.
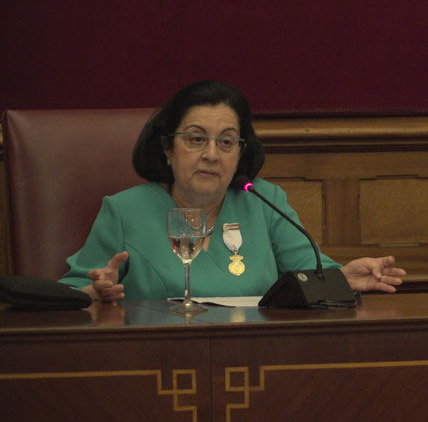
164, 103, 241, 206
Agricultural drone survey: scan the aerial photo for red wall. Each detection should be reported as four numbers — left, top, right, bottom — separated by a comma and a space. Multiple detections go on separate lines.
2, 0, 428, 114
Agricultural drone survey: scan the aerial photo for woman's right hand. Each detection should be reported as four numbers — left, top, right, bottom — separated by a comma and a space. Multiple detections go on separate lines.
83, 251, 129, 302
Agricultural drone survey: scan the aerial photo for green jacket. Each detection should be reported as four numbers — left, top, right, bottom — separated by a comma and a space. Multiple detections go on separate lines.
60, 178, 340, 299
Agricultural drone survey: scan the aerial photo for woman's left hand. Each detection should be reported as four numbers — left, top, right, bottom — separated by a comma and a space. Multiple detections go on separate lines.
340, 256, 406, 293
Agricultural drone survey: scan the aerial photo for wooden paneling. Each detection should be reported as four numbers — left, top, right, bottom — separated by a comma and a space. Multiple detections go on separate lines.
360, 178, 428, 245
323, 178, 361, 245
253, 115, 428, 281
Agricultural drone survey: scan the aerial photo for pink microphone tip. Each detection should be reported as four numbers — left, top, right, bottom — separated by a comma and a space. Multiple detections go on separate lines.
243, 182, 253, 192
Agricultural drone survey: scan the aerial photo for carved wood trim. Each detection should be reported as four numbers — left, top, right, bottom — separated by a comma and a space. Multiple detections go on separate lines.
253, 116, 428, 153
2, 117, 428, 151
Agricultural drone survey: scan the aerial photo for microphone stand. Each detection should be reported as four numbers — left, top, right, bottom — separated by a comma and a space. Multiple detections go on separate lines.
246, 184, 324, 279
241, 180, 356, 309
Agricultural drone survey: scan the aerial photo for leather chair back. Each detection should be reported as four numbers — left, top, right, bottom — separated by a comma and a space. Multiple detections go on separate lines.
2, 108, 155, 279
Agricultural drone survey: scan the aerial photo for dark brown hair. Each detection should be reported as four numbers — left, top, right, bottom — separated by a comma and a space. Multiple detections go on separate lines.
132, 80, 265, 186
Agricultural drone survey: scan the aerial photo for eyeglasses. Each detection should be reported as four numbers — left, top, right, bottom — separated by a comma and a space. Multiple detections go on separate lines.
168, 131, 246, 153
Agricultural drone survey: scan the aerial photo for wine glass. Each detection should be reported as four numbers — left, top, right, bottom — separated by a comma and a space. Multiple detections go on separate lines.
167, 208, 208, 314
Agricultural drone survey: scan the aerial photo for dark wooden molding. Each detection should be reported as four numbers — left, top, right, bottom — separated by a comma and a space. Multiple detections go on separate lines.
253, 116, 428, 153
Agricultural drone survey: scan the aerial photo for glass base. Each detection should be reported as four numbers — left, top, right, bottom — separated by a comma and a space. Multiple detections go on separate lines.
169, 299, 208, 315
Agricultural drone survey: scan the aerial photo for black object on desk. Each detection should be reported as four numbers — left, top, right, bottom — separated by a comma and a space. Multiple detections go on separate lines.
259, 268, 357, 309
0, 275, 92, 310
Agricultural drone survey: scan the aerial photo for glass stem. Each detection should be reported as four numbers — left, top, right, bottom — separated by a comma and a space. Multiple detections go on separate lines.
183, 262, 192, 303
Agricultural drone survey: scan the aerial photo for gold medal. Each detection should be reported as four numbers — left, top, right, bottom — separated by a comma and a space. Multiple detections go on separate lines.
229, 252, 245, 276
223, 223, 245, 276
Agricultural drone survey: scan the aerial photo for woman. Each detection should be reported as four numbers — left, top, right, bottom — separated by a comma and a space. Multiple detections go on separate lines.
60, 80, 405, 302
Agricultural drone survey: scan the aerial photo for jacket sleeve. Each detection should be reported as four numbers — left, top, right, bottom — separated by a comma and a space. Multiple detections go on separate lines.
59, 196, 128, 289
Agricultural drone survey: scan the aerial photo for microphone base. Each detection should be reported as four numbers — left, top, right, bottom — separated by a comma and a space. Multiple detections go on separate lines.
258, 268, 357, 309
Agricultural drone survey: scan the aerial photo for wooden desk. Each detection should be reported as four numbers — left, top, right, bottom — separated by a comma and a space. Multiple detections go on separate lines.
2, 294, 428, 422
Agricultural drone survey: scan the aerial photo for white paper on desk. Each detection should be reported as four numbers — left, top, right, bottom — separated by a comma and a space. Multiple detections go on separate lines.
167, 296, 262, 307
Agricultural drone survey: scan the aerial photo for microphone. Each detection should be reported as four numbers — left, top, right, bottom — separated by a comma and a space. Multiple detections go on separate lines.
236, 176, 324, 277
234, 175, 356, 308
